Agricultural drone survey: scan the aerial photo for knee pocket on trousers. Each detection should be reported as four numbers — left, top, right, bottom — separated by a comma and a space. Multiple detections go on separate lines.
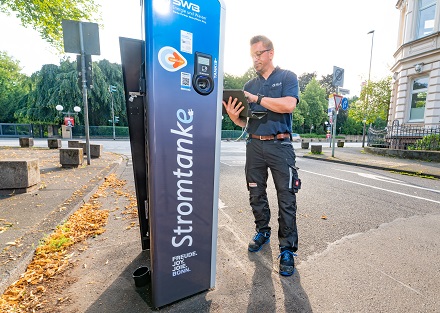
289, 166, 301, 193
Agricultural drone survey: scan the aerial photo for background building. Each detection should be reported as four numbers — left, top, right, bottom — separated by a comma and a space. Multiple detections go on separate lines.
390, 0, 440, 128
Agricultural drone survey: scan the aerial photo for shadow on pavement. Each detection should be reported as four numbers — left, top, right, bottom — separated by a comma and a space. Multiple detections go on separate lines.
281, 270, 313, 312
83, 250, 215, 312
247, 245, 313, 312
84, 251, 153, 313
247, 246, 276, 312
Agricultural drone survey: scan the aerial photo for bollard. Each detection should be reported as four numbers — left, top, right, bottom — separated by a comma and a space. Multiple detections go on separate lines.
311, 145, 322, 154
47, 139, 62, 149
19, 137, 34, 148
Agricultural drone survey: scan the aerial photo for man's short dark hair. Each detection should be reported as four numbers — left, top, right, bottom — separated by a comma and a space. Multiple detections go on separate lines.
250, 35, 274, 50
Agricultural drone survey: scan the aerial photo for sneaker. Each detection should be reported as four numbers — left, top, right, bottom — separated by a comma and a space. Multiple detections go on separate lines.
278, 249, 297, 276
248, 232, 270, 252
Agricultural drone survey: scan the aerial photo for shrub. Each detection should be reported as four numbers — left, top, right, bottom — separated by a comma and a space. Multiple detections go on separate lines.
408, 134, 440, 151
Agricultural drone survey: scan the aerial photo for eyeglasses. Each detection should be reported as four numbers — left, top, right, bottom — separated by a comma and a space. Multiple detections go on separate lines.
251, 49, 272, 59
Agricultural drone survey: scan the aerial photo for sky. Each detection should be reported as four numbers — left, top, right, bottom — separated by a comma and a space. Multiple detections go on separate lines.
0, 0, 400, 97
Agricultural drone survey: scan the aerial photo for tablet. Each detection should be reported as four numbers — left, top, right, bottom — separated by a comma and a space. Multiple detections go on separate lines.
222, 89, 250, 118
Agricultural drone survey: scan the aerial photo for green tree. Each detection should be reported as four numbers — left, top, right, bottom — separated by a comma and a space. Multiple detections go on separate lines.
292, 99, 308, 133
15, 58, 127, 127
0, 0, 100, 50
341, 116, 363, 135
337, 96, 362, 135
300, 78, 328, 134
298, 72, 316, 93
15, 63, 62, 125
224, 67, 255, 90
222, 68, 256, 130
349, 76, 391, 127
89, 60, 126, 126
0, 51, 29, 122
318, 73, 337, 96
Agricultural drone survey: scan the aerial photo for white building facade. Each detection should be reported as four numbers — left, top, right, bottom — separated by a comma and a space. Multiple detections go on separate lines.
390, 0, 440, 128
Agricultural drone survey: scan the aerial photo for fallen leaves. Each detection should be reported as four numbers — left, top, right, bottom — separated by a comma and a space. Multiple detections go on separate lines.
0, 173, 127, 312
0, 219, 14, 234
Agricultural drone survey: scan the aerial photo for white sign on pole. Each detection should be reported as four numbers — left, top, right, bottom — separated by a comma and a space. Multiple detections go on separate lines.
339, 88, 350, 95
328, 94, 335, 116
332, 66, 344, 87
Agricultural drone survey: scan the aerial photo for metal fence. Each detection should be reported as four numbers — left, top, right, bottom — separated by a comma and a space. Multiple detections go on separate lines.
0, 123, 248, 141
221, 130, 247, 140
0, 123, 33, 137
72, 126, 130, 138
368, 121, 440, 150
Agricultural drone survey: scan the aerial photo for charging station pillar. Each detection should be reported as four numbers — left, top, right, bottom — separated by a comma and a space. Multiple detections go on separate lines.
144, 0, 225, 307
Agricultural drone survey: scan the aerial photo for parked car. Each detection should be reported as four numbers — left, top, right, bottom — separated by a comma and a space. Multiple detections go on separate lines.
291, 133, 301, 142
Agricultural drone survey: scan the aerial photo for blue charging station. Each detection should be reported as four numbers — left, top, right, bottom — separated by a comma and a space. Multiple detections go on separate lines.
121, 0, 225, 308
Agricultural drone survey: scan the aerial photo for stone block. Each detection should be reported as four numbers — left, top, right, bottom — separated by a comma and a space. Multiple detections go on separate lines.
0, 159, 40, 194
68, 140, 81, 148
301, 142, 309, 149
79, 142, 87, 154
47, 138, 62, 149
311, 145, 322, 154
60, 148, 83, 168
90, 144, 103, 158
19, 137, 34, 148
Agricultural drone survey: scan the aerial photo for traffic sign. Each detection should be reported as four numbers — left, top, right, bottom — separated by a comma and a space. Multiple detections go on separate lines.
341, 97, 349, 110
333, 94, 343, 111
339, 88, 350, 95
332, 66, 344, 87
109, 85, 117, 92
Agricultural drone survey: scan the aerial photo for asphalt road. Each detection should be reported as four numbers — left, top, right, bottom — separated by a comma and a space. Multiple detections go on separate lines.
220, 141, 440, 312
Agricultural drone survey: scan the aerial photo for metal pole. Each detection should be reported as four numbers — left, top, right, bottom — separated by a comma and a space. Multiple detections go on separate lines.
68, 111, 72, 139
331, 110, 337, 157
79, 23, 91, 165
368, 31, 374, 83
331, 87, 339, 157
111, 91, 115, 140
363, 30, 374, 148
329, 122, 332, 148
362, 120, 366, 148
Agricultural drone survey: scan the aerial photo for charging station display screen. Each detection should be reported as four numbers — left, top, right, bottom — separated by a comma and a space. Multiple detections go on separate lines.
198, 56, 210, 66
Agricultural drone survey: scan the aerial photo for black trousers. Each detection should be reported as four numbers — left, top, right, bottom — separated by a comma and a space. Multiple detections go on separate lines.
245, 138, 299, 251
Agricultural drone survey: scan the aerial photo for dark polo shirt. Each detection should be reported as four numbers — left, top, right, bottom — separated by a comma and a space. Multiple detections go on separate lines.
244, 66, 299, 136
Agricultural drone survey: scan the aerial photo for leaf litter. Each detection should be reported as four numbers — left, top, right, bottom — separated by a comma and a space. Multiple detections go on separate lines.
0, 173, 134, 312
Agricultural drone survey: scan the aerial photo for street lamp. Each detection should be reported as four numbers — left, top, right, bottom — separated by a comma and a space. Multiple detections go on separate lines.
367, 30, 374, 83
56, 105, 81, 139
362, 30, 374, 148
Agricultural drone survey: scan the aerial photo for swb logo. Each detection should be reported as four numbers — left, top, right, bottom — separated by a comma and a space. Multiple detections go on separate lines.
173, 0, 200, 12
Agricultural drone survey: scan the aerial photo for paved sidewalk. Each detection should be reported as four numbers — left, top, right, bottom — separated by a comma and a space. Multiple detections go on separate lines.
0, 146, 123, 295
298, 145, 440, 179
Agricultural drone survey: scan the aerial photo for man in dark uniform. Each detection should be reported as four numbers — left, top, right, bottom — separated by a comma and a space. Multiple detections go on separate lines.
223, 35, 300, 276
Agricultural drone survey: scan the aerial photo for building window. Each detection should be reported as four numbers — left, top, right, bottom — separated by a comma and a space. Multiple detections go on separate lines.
416, 0, 436, 39
409, 76, 428, 121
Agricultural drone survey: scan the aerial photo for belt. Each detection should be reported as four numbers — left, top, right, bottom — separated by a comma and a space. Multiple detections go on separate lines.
250, 133, 291, 141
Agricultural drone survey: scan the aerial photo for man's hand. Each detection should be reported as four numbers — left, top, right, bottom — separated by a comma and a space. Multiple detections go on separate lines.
222, 96, 246, 127
243, 91, 257, 104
